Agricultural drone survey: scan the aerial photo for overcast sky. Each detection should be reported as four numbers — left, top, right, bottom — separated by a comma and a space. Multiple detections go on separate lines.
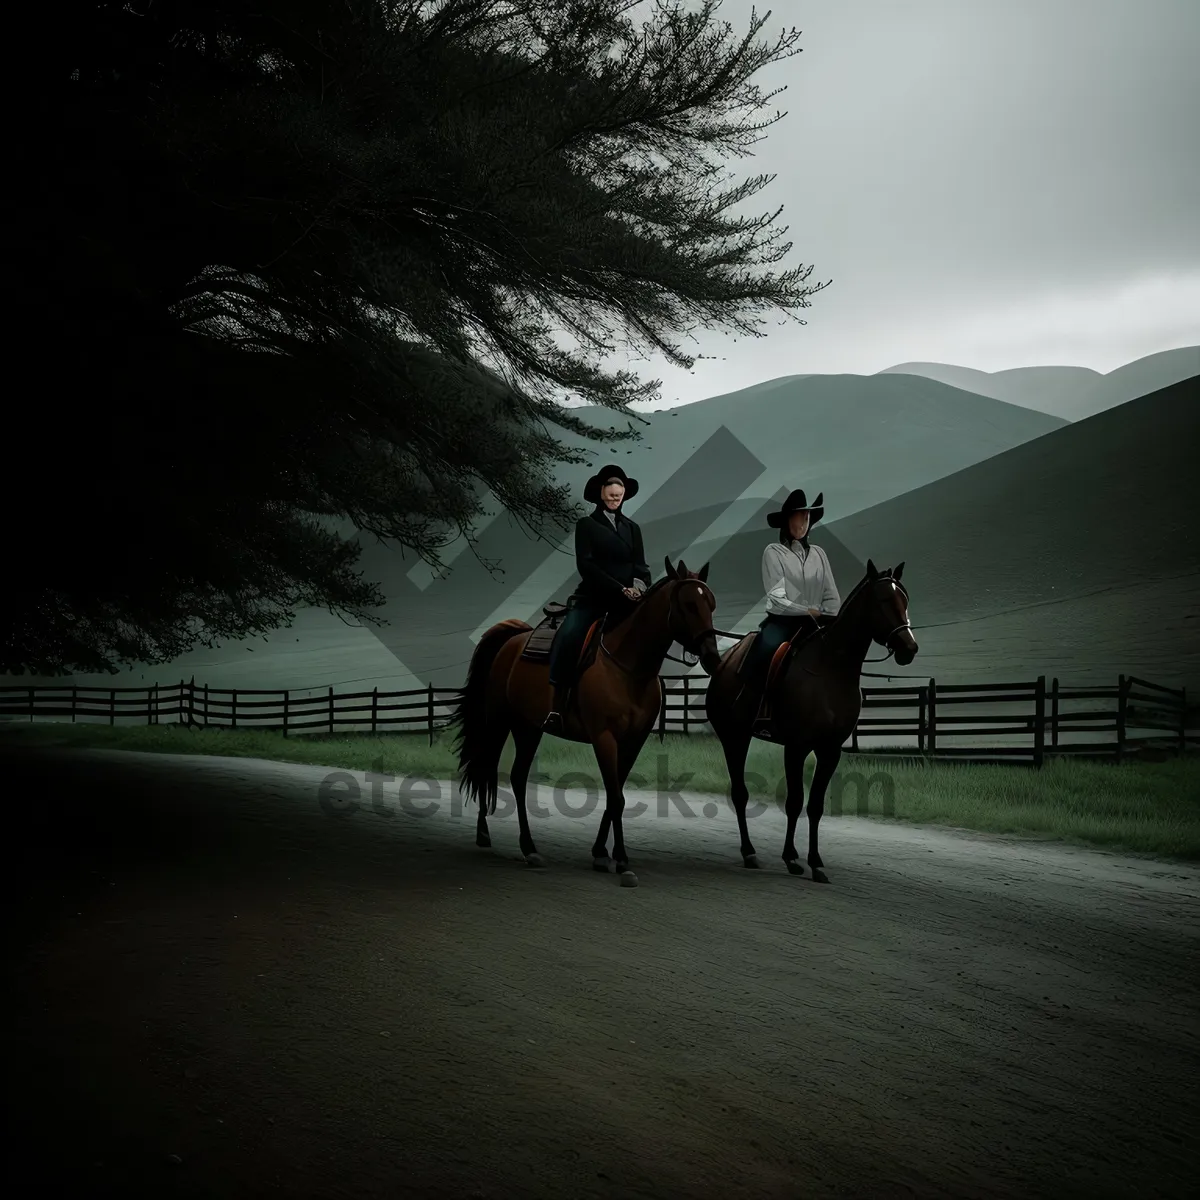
610, 0, 1200, 409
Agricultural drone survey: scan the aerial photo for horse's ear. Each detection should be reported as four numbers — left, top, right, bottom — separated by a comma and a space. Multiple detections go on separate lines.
697, 561, 710, 583
866, 558, 878, 580
894, 561, 905, 581
664, 555, 677, 580
677, 559, 688, 577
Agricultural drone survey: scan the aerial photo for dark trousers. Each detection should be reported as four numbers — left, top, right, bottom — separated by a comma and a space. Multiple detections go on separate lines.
547, 601, 606, 688
744, 613, 816, 694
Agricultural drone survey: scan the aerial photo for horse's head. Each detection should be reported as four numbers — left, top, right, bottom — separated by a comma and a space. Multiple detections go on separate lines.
862, 559, 919, 666
662, 556, 723, 675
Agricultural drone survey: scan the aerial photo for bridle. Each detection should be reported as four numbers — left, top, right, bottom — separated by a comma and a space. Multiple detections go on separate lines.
599, 577, 717, 676
599, 573, 913, 677
707, 574, 916, 669
863, 577, 915, 663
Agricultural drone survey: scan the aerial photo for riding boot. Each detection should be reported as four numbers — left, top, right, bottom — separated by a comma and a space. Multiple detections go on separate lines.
543, 680, 570, 733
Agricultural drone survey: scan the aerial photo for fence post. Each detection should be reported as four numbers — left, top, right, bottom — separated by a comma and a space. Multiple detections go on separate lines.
148, 684, 155, 726
328, 686, 334, 736
427, 684, 435, 746
658, 678, 666, 743
231, 689, 238, 730
1116, 674, 1127, 763
203, 684, 209, 727
72, 684, 77, 724
187, 676, 195, 728
917, 685, 927, 754
682, 675, 690, 735
1050, 677, 1059, 749
28, 685, 34, 723
1180, 686, 1188, 757
282, 690, 289, 738
927, 678, 937, 758
372, 687, 379, 737
109, 688, 115, 726
1033, 675, 1046, 768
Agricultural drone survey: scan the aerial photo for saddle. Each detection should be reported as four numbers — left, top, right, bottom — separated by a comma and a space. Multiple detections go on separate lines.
739, 617, 830, 692
519, 601, 604, 674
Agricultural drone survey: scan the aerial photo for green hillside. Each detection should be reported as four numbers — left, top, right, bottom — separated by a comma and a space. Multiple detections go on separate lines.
684, 375, 1198, 694
879, 346, 1198, 422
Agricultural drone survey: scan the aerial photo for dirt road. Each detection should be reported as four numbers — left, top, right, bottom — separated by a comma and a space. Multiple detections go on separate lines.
5, 747, 1198, 1198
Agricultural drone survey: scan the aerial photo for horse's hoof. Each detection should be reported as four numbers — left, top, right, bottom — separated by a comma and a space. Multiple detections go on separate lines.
525, 854, 545, 869
743, 854, 760, 869
618, 872, 639, 888
476, 834, 491, 848
785, 859, 805, 876
811, 868, 829, 884
592, 856, 613, 873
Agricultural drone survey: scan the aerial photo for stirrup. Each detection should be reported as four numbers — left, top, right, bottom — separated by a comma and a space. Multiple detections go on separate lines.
544, 683, 570, 730
751, 691, 773, 734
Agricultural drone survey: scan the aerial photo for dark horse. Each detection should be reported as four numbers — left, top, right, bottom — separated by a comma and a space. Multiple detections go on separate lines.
705, 560, 918, 882
447, 557, 723, 888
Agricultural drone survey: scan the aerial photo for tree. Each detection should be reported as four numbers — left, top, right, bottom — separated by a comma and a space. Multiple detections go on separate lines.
7, 0, 827, 675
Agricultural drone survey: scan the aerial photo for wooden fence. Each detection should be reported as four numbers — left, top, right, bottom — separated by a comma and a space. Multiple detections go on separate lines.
0, 672, 1191, 767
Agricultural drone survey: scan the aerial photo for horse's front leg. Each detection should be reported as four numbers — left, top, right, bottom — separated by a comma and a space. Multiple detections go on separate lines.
781, 741, 811, 876
592, 730, 638, 888
591, 810, 613, 872
805, 744, 841, 883
591, 719, 650, 872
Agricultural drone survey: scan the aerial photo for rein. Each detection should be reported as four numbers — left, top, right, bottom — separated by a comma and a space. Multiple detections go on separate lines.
596, 574, 914, 677
599, 579, 714, 676
709, 578, 914, 670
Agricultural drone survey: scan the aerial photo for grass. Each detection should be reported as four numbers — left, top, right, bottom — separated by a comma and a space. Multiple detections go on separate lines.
2, 720, 1198, 861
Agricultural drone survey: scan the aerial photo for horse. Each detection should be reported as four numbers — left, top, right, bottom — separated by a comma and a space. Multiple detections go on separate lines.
704, 559, 918, 882
446, 557, 723, 888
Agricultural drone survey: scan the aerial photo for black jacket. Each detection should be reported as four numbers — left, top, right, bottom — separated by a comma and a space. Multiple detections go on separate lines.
572, 506, 652, 603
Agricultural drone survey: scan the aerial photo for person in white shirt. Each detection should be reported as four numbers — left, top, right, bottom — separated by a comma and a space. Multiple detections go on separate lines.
746, 489, 841, 736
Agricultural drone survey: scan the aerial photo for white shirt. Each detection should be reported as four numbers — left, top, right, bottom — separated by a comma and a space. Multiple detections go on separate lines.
761, 539, 840, 617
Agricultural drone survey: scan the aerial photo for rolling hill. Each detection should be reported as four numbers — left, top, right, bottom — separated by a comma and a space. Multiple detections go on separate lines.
343, 373, 1069, 685
684, 374, 1199, 694
7, 355, 1191, 704
879, 346, 1198, 421
878, 362, 1099, 413
551, 371, 1066, 535
5, 372, 1069, 695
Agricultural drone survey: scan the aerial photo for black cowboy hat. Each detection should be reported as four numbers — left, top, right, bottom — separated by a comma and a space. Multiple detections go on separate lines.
583, 463, 640, 504
766, 488, 824, 529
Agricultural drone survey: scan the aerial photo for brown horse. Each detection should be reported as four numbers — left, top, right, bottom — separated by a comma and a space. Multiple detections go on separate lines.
705, 560, 918, 882
446, 557, 723, 887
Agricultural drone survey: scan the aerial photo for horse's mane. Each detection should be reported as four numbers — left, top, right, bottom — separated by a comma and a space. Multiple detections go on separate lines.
834, 566, 907, 620
604, 573, 686, 629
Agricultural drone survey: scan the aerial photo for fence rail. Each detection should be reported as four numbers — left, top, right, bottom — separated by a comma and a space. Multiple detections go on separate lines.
0, 671, 1191, 767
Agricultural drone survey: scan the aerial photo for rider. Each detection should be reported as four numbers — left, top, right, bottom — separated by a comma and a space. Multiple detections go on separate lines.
746, 488, 841, 737
543, 464, 652, 733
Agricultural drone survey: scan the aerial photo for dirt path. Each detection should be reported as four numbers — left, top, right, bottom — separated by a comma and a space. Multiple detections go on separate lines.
5, 747, 1198, 1199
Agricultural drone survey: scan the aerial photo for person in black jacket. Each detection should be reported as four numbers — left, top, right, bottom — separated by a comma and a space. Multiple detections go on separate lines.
543, 463, 652, 733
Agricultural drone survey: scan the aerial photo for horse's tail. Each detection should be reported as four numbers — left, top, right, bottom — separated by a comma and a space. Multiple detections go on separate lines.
445, 619, 528, 814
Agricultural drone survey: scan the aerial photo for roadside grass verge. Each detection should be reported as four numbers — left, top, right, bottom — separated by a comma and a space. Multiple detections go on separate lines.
2, 721, 1197, 860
